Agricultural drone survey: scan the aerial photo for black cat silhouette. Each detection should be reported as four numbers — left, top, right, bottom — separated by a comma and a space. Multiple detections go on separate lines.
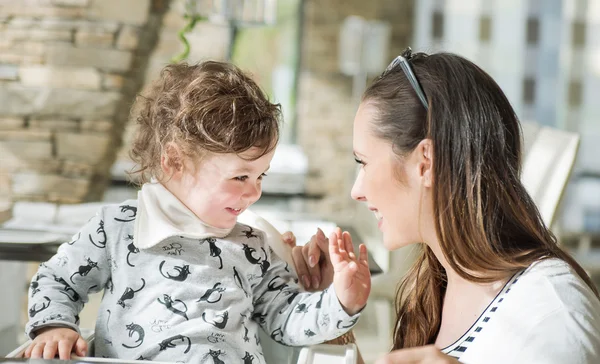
242, 323, 250, 342
122, 323, 145, 349
125, 235, 139, 267
267, 276, 288, 301
241, 245, 271, 276
241, 226, 258, 239
197, 282, 225, 304
117, 278, 146, 308
336, 316, 359, 329
242, 351, 255, 364
52, 274, 80, 302
233, 266, 248, 297
29, 296, 51, 318
270, 327, 285, 345
89, 220, 107, 248
206, 349, 225, 364
30, 273, 44, 297
252, 312, 267, 325
69, 258, 99, 284
30, 280, 40, 297
202, 310, 229, 329
295, 303, 311, 314
159, 260, 191, 281
258, 252, 270, 276
115, 205, 137, 222
316, 289, 326, 309
278, 291, 301, 314
200, 238, 223, 269
242, 244, 262, 264
158, 334, 191, 354
157, 294, 189, 320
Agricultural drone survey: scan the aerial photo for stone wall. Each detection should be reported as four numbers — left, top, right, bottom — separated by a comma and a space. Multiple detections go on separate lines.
0, 0, 169, 203
0, 0, 414, 218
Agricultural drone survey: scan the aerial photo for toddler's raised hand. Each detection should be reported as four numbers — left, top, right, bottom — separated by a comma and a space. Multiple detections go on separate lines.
329, 227, 371, 315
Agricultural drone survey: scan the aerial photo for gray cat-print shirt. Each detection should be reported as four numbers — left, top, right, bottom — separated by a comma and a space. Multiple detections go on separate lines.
26, 200, 360, 363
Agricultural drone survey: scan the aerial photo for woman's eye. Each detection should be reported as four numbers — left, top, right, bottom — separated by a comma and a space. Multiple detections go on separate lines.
235, 176, 249, 182
354, 157, 365, 166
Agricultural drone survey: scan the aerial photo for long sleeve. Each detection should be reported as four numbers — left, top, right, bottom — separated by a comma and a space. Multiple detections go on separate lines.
251, 245, 361, 347
25, 207, 111, 339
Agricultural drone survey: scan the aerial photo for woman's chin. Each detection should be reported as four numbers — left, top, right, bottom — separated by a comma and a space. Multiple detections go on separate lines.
382, 235, 414, 251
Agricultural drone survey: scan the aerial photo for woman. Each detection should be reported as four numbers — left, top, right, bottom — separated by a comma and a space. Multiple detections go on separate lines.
290, 48, 600, 363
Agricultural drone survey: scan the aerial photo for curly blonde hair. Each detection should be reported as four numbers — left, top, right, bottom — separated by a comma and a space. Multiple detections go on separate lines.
129, 61, 281, 184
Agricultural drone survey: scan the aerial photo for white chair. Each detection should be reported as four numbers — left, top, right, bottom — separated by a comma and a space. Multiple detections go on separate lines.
520, 123, 580, 227
364, 122, 581, 350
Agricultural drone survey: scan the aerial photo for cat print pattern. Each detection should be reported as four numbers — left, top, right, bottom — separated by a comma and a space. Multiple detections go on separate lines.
25, 202, 362, 363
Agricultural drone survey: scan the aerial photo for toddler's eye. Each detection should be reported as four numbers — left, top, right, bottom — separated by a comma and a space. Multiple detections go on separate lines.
234, 176, 249, 182
258, 173, 267, 180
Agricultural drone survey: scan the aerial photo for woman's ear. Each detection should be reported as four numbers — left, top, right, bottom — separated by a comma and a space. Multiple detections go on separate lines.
160, 143, 184, 179
417, 139, 433, 188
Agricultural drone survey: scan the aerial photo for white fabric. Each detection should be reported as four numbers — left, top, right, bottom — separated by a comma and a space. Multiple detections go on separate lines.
457, 258, 600, 364
134, 182, 233, 249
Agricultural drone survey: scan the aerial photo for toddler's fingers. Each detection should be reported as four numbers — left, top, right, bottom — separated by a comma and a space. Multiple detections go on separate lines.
58, 339, 73, 360
329, 231, 340, 258
24, 342, 35, 358
282, 231, 296, 247
335, 227, 344, 253
75, 336, 88, 357
43, 341, 58, 360
342, 231, 355, 257
359, 244, 369, 266
30, 342, 45, 359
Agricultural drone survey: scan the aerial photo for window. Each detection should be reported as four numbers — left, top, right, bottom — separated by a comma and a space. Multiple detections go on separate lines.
479, 16, 491, 42
568, 80, 583, 107
432, 11, 444, 39
230, 0, 302, 143
523, 78, 536, 104
572, 21, 586, 47
526, 17, 539, 45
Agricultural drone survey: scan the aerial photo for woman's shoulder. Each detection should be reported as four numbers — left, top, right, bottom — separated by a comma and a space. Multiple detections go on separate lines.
461, 258, 600, 363
502, 258, 600, 363
505, 257, 600, 320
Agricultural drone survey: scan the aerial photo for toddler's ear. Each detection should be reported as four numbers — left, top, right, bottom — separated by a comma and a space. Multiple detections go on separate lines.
161, 143, 184, 176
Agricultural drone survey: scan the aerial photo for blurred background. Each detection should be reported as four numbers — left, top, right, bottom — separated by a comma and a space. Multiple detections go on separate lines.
0, 0, 599, 361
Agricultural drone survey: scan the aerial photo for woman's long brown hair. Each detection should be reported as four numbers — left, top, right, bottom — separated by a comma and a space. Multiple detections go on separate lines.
362, 51, 599, 349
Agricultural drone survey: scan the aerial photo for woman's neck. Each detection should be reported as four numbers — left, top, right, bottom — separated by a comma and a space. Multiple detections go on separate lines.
424, 234, 507, 293
426, 236, 510, 348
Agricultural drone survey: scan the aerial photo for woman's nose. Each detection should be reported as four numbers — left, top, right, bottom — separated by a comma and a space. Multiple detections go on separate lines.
351, 173, 366, 202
